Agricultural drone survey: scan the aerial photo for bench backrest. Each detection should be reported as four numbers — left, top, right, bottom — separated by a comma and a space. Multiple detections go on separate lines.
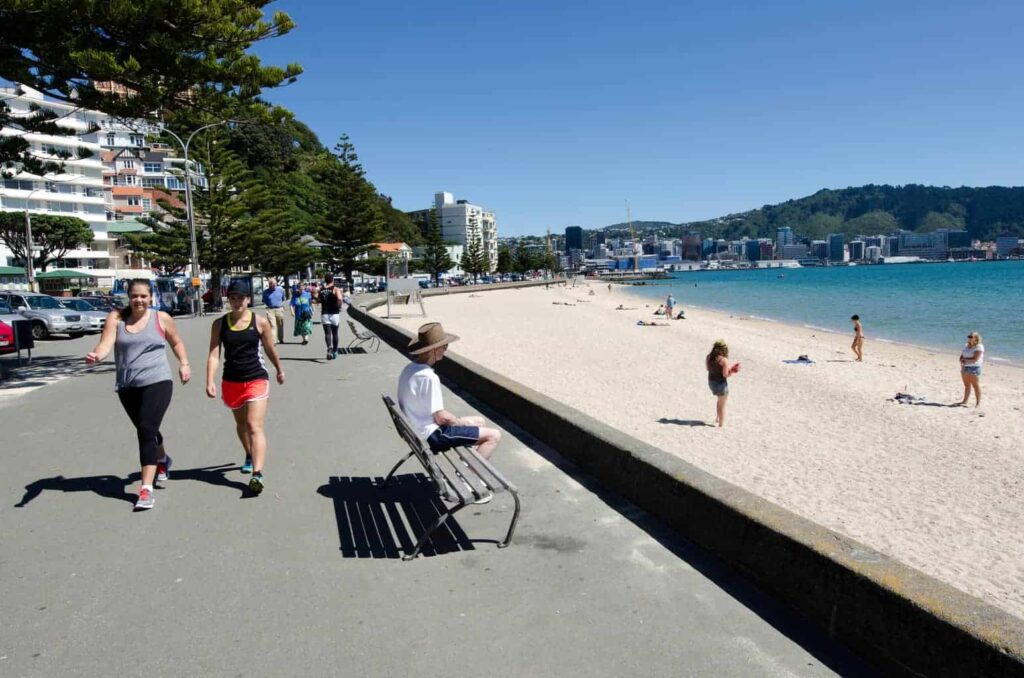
381, 395, 447, 495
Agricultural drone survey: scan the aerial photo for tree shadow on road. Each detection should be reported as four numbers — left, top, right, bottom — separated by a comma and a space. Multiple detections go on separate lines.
0, 355, 113, 389
316, 474, 475, 559
14, 463, 253, 507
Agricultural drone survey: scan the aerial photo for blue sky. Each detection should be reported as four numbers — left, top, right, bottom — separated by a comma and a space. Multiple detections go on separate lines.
254, 1, 1024, 236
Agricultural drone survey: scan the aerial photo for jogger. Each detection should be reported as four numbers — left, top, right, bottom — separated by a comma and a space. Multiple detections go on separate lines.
317, 272, 344, 359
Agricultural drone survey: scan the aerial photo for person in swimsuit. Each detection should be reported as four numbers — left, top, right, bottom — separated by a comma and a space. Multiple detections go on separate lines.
205, 280, 285, 495
851, 314, 864, 362
959, 331, 984, 407
706, 339, 740, 427
86, 279, 191, 510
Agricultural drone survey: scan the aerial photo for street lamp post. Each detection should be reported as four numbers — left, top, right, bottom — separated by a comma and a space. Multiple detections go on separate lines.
159, 120, 235, 315
22, 175, 82, 293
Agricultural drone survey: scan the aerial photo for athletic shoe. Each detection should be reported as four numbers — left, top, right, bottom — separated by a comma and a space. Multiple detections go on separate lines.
135, 488, 155, 510
241, 457, 253, 474
326, 352, 334, 360
156, 454, 173, 482
249, 473, 264, 496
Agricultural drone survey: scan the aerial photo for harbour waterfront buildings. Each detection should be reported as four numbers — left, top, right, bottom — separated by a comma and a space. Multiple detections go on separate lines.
0, 84, 206, 288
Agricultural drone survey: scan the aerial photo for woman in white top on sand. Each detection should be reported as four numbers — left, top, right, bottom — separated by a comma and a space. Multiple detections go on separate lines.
959, 331, 984, 407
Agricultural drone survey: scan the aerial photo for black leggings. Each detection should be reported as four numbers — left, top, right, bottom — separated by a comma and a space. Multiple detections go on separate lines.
324, 322, 339, 352
117, 380, 173, 466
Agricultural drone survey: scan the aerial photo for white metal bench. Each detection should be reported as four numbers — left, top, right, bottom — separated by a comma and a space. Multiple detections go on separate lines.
380, 395, 521, 560
347, 319, 380, 353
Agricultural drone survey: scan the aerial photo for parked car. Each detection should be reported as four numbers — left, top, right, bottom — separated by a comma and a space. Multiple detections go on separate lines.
58, 298, 109, 333
0, 319, 14, 355
0, 292, 87, 340
78, 295, 116, 312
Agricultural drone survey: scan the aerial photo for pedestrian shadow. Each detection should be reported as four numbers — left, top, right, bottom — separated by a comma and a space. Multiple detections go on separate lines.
279, 357, 325, 363
316, 474, 475, 559
0, 355, 114, 388
657, 418, 714, 427
14, 463, 253, 507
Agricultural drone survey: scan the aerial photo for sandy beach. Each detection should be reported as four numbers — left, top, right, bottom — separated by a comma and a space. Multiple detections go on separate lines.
378, 282, 1024, 619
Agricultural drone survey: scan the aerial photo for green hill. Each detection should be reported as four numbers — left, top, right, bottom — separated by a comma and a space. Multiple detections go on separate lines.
600, 185, 1024, 242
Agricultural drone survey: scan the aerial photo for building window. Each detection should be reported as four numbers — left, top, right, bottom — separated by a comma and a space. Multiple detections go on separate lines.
144, 162, 162, 173
142, 198, 152, 210
130, 135, 144, 147
106, 133, 116, 146
142, 177, 163, 187
122, 159, 135, 169
126, 197, 141, 206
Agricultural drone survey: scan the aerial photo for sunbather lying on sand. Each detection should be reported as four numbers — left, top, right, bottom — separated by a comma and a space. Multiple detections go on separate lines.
637, 320, 669, 326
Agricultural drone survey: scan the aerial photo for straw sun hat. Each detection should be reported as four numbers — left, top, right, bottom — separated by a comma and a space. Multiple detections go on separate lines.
408, 322, 459, 355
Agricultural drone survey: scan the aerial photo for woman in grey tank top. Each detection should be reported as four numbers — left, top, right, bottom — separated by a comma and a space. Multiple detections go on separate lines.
86, 280, 191, 510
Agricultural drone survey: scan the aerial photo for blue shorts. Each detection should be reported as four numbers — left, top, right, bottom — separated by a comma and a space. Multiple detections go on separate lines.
962, 365, 982, 377
708, 380, 729, 397
427, 425, 481, 453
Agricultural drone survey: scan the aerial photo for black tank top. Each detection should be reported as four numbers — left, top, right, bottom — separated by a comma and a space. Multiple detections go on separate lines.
220, 312, 269, 382
318, 285, 341, 314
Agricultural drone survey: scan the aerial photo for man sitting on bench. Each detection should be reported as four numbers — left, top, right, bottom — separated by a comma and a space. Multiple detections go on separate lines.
397, 322, 501, 459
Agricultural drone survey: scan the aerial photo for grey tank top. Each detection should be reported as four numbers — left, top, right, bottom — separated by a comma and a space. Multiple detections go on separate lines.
115, 311, 173, 390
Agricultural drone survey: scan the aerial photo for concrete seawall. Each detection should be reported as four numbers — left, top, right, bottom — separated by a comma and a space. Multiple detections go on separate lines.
350, 291, 1024, 677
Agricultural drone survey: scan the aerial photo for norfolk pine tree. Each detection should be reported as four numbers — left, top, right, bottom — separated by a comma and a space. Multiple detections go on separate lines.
423, 208, 453, 284
315, 135, 384, 286
460, 221, 485, 282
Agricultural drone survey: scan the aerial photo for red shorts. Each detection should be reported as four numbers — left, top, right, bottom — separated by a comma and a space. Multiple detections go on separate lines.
221, 379, 270, 409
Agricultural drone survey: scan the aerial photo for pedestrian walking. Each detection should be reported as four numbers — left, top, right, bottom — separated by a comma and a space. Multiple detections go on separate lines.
665, 292, 676, 319
290, 282, 313, 345
850, 315, 864, 362
262, 277, 286, 344
85, 279, 191, 511
205, 280, 285, 495
317, 273, 344, 360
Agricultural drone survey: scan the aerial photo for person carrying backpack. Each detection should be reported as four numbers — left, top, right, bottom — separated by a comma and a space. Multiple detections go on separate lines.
290, 282, 314, 345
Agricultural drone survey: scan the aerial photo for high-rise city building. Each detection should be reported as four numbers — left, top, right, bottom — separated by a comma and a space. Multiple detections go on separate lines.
776, 227, 794, 256
407, 192, 497, 272
827, 233, 845, 262
849, 240, 865, 261
564, 225, 583, 255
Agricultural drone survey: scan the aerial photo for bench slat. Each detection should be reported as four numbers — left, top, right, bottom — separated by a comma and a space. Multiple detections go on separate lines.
452, 446, 505, 494
439, 450, 492, 503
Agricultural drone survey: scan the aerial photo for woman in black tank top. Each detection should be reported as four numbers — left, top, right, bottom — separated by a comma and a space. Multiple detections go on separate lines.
205, 281, 285, 495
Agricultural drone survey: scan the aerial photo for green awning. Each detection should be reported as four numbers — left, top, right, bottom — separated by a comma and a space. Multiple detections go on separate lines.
35, 269, 98, 279
0, 266, 26, 275
106, 221, 150, 234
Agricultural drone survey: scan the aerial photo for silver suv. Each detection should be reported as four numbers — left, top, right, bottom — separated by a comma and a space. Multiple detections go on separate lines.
0, 292, 86, 340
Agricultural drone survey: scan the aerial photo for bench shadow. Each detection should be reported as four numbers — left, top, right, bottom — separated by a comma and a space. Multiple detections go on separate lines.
14, 463, 252, 507
334, 347, 368, 355
316, 474, 475, 559
657, 418, 714, 427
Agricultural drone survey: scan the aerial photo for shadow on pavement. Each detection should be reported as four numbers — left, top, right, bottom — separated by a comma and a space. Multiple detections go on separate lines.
317, 474, 475, 559
14, 463, 253, 507
441, 377, 875, 676
0, 355, 113, 388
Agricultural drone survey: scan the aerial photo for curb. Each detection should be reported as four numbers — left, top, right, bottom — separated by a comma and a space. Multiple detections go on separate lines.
349, 298, 1024, 677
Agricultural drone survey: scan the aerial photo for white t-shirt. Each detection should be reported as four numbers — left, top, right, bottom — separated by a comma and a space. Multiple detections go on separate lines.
397, 362, 444, 438
962, 343, 985, 366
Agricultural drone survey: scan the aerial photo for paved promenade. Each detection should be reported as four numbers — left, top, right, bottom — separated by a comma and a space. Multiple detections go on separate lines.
1, 313, 872, 676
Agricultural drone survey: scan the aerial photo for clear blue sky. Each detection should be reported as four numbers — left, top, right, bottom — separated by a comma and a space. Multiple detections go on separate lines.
254, 0, 1024, 236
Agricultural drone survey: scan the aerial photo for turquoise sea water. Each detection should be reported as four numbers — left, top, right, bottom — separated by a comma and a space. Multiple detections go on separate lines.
622, 261, 1024, 362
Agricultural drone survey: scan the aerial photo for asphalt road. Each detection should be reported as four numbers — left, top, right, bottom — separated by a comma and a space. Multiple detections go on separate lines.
0, 311, 874, 677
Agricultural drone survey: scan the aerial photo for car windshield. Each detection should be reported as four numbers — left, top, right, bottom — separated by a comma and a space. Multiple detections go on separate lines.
28, 295, 64, 310
0, 300, 11, 313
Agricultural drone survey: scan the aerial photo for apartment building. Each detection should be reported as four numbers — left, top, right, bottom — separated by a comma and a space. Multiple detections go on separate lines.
406, 192, 497, 272
0, 84, 205, 287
